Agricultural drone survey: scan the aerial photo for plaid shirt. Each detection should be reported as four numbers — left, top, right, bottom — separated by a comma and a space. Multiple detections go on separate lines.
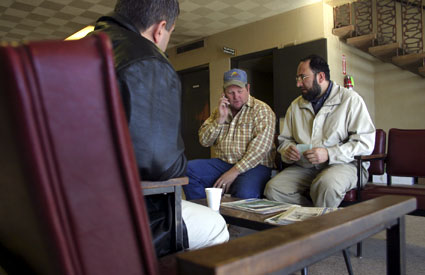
199, 95, 276, 173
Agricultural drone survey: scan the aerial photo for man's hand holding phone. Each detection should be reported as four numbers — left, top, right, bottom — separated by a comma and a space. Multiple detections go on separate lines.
217, 93, 230, 124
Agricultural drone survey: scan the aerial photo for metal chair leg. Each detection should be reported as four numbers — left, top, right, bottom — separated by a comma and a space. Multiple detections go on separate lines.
301, 266, 308, 275
343, 249, 354, 275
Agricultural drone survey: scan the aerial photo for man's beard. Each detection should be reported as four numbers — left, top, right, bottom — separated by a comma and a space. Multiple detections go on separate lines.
302, 78, 321, 102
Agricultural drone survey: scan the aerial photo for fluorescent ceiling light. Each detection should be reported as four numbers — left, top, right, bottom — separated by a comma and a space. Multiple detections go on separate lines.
65, 26, 95, 40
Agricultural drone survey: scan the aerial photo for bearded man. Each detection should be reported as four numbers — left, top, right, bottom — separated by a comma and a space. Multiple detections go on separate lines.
264, 54, 375, 207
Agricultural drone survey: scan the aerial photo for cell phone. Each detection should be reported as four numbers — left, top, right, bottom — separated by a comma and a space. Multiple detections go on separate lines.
222, 93, 230, 106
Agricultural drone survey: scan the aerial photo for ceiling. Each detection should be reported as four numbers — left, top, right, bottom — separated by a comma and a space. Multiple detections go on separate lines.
1, 0, 325, 48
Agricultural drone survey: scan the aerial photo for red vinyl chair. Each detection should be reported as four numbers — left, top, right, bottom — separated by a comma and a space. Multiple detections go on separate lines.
0, 33, 160, 275
361, 129, 425, 215
386, 129, 425, 185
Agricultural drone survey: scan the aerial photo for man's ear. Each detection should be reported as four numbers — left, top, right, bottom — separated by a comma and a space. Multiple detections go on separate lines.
317, 72, 326, 84
246, 83, 251, 94
152, 20, 167, 44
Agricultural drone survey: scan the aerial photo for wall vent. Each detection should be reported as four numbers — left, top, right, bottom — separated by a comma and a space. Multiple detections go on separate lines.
177, 40, 204, 54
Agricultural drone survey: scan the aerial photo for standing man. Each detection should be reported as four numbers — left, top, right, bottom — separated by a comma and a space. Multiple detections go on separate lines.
264, 54, 375, 207
183, 69, 276, 199
93, 0, 228, 257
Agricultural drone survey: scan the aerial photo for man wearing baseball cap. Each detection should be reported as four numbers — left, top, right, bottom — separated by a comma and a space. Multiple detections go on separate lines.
183, 68, 276, 199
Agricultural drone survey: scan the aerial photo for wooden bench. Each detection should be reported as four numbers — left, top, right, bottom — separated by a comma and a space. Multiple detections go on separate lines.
177, 195, 416, 275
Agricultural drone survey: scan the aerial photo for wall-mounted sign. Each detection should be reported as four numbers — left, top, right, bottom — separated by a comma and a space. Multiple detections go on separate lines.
223, 46, 236, 56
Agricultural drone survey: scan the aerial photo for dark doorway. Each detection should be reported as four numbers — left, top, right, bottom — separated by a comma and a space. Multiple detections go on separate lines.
273, 38, 327, 120
231, 38, 328, 133
178, 66, 211, 160
231, 49, 274, 111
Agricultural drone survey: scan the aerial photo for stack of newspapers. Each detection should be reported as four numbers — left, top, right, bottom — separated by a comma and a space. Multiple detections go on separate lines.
220, 198, 294, 214
265, 205, 340, 225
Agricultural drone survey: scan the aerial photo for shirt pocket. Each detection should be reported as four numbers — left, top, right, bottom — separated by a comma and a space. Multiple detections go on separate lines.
235, 121, 253, 144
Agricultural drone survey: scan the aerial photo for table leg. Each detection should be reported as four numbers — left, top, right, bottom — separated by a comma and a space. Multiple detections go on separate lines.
387, 216, 406, 275
343, 249, 354, 275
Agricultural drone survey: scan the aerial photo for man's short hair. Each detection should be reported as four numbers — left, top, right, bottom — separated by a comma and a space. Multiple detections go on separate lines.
301, 54, 330, 81
114, 0, 179, 32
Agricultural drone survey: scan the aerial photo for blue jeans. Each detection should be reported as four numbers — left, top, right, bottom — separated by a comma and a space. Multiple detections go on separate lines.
183, 158, 272, 200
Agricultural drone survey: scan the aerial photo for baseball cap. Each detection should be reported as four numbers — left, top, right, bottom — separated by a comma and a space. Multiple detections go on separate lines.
223, 68, 247, 88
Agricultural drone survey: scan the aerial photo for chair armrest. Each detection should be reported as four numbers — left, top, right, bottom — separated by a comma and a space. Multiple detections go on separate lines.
354, 153, 387, 199
142, 177, 188, 251
176, 195, 416, 275
141, 177, 188, 189
354, 153, 387, 161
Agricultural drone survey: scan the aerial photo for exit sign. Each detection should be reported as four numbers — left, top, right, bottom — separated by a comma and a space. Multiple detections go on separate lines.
223, 46, 236, 56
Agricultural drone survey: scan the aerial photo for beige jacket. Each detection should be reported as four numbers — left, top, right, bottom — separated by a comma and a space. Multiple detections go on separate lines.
278, 81, 375, 170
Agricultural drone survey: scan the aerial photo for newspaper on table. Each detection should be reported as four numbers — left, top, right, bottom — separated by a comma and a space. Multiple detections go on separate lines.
220, 198, 294, 214
265, 205, 340, 225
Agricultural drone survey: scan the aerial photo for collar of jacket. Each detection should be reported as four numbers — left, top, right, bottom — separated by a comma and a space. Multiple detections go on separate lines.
97, 12, 140, 34
96, 12, 169, 60
298, 81, 342, 109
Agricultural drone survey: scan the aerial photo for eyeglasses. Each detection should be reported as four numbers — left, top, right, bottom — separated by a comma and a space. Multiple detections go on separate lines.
295, 74, 311, 83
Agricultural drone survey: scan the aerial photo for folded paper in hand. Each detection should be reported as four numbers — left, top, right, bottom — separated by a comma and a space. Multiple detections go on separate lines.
296, 143, 312, 154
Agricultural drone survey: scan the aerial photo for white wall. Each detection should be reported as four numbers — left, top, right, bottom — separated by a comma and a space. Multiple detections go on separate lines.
374, 62, 425, 133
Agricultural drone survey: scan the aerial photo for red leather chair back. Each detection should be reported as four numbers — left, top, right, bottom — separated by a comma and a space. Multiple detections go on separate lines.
386, 128, 425, 177
368, 129, 386, 175
0, 34, 158, 275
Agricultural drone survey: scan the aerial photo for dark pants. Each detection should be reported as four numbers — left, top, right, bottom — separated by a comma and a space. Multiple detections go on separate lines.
183, 158, 271, 200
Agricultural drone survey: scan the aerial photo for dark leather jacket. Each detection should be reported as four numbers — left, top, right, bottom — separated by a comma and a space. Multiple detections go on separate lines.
93, 13, 187, 257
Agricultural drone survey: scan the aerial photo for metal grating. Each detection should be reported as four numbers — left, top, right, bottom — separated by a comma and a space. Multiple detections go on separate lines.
334, 3, 351, 28
354, 0, 373, 36
401, 0, 423, 54
176, 40, 204, 54
377, 0, 397, 45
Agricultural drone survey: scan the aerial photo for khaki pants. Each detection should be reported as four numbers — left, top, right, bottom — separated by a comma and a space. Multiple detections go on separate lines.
264, 163, 367, 207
